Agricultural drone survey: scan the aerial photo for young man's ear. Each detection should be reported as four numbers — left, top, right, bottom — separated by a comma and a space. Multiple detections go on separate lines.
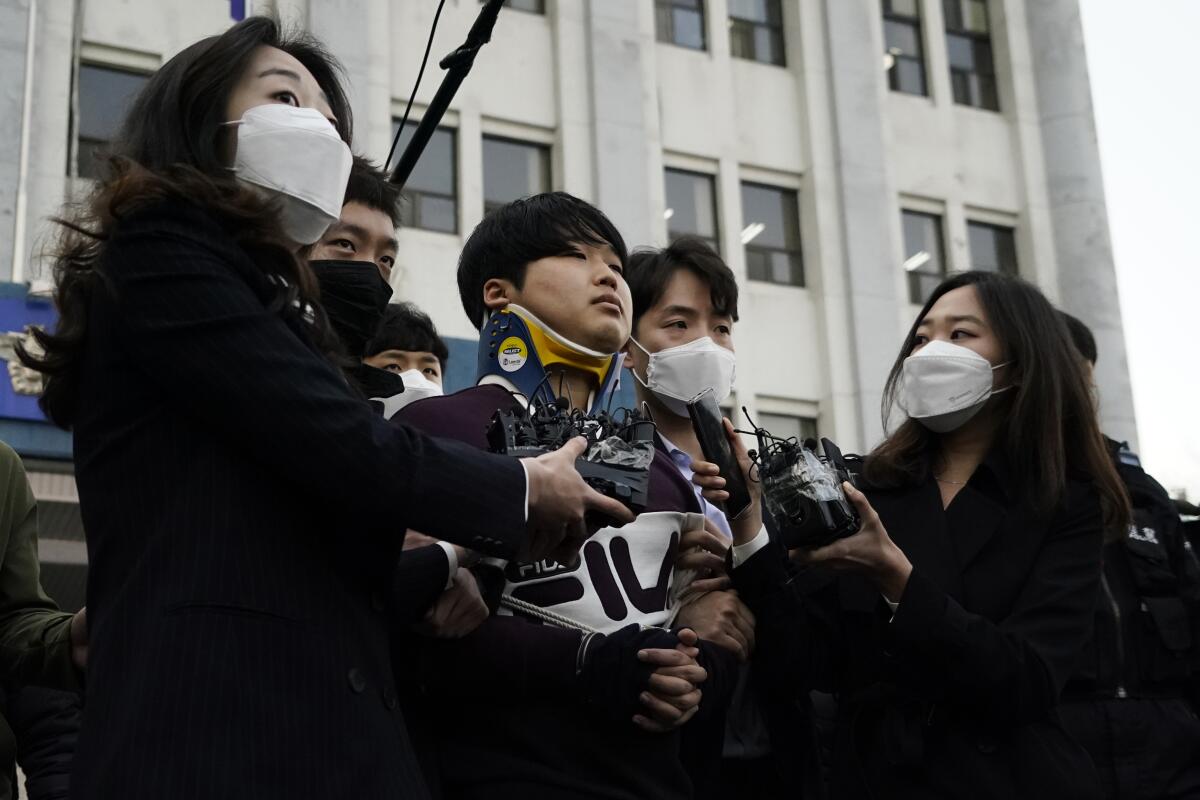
620, 338, 635, 371
482, 278, 516, 314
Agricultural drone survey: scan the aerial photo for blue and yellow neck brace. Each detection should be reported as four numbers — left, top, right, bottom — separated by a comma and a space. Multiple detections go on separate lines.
477, 305, 624, 414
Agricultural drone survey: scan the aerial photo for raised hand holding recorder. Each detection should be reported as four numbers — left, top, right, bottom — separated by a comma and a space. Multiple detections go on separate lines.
691, 419, 913, 601
689, 416, 764, 547
521, 436, 636, 564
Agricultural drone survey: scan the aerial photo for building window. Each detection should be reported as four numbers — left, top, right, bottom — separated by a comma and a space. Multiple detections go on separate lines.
75, 64, 149, 180
757, 412, 818, 443
741, 182, 803, 286
485, 0, 544, 13
656, 0, 707, 50
883, 0, 927, 96
728, 0, 786, 66
967, 220, 1017, 273
901, 210, 946, 304
391, 120, 458, 234
664, 169, 719, 251
943, 0, 998, 110
482, 136, 551, 216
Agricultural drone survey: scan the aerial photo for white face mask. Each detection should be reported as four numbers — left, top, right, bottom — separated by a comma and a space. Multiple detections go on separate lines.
223, 104, 352, 245
397, 369, 444, 403
899, 339, 1011, 433
630, 336, 736, 418
368, 369, 443, 420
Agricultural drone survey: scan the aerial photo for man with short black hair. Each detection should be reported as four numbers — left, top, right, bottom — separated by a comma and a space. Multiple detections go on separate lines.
304, 156, 406, 407
397, 194, 735, 800
365, 303, 449, 387
310, 155, 401, 281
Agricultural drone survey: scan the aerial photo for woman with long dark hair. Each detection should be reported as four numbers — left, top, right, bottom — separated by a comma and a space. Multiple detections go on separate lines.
20, 17, 626, 799
695, 271, 1129, 798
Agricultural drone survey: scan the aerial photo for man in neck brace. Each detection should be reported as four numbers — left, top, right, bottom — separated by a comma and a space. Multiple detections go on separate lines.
394, 193, 737, 800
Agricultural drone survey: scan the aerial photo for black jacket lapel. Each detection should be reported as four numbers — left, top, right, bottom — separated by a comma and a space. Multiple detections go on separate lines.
869, 482, 966, 602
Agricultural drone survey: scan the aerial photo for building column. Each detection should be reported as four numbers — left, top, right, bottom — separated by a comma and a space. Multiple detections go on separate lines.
21, 0, 74, 284
306, 0, 392, 160
1023, 0, 1137, 445
0, 0, 33, 282
583, 0, 657, 250
817, 0, 906, 450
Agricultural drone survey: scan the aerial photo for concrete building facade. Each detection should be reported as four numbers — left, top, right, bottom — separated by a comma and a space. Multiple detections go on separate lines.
0, 0, 1136, 597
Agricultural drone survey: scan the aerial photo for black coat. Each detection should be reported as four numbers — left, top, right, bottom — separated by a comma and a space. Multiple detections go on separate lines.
67, 200, 528, 799
395, 384, 736, 800
0, 685, 81, 800
734, 454, 1105, 799
1067, 438, 1200, 703
1059, 439, 1200, 798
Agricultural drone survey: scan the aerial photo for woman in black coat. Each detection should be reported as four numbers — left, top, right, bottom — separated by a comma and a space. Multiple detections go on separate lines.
695, 271, 1130, 798
17, 17, 626, 800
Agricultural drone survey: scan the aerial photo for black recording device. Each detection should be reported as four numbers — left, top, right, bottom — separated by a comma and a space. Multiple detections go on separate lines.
687, 388, 753, 519
745, 415, 861, 549
487, 399, 655, 517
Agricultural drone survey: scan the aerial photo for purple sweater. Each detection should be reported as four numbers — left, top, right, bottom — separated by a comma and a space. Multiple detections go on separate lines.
394, 385, 736, 800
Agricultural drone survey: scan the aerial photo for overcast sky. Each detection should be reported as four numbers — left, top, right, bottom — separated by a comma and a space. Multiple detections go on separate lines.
1079, 0, 1200, 500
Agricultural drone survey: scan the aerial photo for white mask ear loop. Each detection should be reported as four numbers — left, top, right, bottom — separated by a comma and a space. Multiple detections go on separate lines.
627, 337, 652, 389
990, 359, 1013, 394
220, 119, 243, 172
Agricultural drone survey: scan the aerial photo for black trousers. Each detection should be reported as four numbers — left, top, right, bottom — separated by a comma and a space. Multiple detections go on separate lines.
1060, 696, 1200, 800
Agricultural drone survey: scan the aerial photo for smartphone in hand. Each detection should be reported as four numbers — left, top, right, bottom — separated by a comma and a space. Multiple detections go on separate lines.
687, 388, 752, 519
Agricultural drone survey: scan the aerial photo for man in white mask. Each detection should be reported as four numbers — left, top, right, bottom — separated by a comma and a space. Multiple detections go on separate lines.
364, 302, 448, 399
625, 237, 804, 800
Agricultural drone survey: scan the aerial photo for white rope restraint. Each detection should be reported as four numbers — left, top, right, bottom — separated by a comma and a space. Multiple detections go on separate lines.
499, 594, 602, 635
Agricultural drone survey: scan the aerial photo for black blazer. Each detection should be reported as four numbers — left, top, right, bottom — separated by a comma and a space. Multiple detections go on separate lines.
67, 200, 527, 799
734, 454, 1105, 800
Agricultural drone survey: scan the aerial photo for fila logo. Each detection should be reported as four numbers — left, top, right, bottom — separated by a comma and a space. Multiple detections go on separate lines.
510, 557, 579, 582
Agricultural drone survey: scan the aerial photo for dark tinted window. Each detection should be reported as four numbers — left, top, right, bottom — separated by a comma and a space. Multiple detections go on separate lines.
391, 120, 458, 233
484, 0, 544, 13
665, 168, 720, 251
967, 220, 1017, 274
943, 0, 998, 110
483, 137, 551, 216
883, 0, 927, 96
758, 412, 818, 443
901, 210, 946, 304
729, 0, 786, 66
656, 0, 707, 50
741, 182, 803, 286
76, 64, 149, 179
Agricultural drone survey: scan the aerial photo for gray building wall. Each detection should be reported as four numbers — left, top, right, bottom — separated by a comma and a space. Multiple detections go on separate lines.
0, 0, 1138, 452
0, 0, 33, 283
1025, 0, 1136, 445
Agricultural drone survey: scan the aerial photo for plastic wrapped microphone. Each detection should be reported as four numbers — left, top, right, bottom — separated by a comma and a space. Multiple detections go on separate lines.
744, 414, 861, 549
487, 399, 655, 516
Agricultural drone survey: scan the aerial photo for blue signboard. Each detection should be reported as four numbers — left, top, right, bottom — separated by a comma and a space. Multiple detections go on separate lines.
0, 283, 71, 459
0, 284, 55, 422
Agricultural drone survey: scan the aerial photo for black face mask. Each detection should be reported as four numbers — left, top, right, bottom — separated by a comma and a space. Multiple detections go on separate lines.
348, 362, 406, 401
310, 260, 394, 357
